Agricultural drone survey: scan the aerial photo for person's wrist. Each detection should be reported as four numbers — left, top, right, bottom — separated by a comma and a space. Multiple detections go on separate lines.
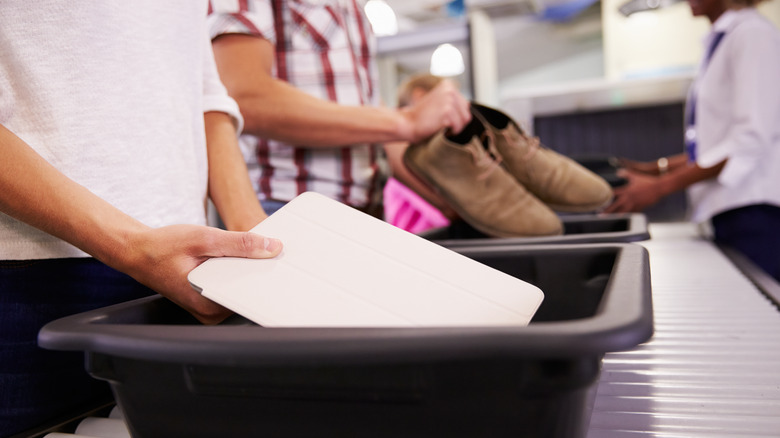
97, 221, 153, 276
395, 107, 417, 143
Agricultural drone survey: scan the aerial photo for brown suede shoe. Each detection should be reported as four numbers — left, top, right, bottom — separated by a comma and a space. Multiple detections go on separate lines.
403, 119, 562, 237
471, 103, 613, 212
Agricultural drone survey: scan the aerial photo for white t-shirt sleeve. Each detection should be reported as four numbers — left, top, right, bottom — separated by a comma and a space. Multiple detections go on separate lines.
201, 30, 244, 133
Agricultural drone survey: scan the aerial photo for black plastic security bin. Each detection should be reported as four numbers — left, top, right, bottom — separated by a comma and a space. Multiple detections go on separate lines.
39, 243, 652, 438
419, 213, 650, 247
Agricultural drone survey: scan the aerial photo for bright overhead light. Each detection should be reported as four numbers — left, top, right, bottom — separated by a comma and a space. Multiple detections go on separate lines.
429, 43, 465, 77
364, 0, 398, 36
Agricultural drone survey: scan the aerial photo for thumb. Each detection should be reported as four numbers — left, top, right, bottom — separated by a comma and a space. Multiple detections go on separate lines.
214, 230, 283, 259
616, 168, 631, 178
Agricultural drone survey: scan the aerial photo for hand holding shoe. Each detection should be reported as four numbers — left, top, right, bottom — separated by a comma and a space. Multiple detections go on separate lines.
398, 79, 472, 143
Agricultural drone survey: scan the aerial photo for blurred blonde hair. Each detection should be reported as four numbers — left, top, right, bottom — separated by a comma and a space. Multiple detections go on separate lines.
396, 73, 445, 108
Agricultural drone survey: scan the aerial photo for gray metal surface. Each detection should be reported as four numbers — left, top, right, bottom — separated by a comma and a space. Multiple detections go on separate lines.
587, 223, 780, 438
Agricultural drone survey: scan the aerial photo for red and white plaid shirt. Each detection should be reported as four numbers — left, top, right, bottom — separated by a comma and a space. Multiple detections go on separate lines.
208, 0, 384, 208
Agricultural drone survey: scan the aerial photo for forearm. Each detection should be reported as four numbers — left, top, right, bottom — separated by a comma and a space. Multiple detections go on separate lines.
0, 124, 148, 268
626, 153, 690, 175
235, 80, 411, 147
607, 156, 726, 214
657, 158, 726, 196
205, 111, 268, 231
1, 123, 283, 323
211, 34, 415, 148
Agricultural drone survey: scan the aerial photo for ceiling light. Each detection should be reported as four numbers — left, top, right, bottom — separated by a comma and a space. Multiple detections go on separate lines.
430, 43, 465, 77
364, 0, 398, 36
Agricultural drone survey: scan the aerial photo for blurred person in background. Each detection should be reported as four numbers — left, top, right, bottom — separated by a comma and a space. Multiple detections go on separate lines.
207, 0, 471, 217
606, 0, 780, 281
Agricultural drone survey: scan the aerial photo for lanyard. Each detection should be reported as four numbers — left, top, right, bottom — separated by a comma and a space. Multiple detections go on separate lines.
685, 31, 726, 162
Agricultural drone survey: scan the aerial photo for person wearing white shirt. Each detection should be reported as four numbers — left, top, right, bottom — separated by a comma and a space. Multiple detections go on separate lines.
0, 2, 282, 435
606, 0, 780, 282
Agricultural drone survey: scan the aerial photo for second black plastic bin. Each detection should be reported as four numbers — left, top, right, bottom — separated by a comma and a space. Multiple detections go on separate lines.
39, 243, 653, 438
419, 213, 650, 247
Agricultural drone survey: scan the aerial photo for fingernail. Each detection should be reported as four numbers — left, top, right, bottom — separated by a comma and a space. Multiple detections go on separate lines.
263, 237, 281, 253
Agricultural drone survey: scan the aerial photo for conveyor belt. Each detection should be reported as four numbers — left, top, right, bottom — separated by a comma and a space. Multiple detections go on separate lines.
587, 223, 780, 437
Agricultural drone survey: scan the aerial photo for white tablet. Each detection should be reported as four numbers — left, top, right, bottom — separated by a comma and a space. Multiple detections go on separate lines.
188, 192, 543, 327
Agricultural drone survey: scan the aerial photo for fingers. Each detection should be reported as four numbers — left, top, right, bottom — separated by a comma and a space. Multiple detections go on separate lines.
403, 79, 473, 142
425, 80, 471, 135
604, 198, 627, 214
442, 82, 471, 134
447, 100, 471, 134
604, 190, 639, 213
189, 230, 282, 324
603, 202, 618, 214
179, 229, 282, 324
213, 229, 283, 259
179, 291, 233, 325
118, 225, 283, 325
616, 157, 633, 168
440, 80, 471, 133
604, 183, 626, 213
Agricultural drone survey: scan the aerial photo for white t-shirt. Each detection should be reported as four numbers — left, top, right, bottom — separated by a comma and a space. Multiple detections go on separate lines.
688, 8, 780, 222
0, 1, 242, 259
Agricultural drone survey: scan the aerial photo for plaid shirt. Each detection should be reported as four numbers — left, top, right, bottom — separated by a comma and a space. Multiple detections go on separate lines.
208, 0, 383, 208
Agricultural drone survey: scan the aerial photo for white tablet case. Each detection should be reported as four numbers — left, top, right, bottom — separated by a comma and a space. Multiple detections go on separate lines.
188, 192, 543, 327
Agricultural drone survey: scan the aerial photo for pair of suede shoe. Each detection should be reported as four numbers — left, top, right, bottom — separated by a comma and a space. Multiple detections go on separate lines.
403, 103, 613, 238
